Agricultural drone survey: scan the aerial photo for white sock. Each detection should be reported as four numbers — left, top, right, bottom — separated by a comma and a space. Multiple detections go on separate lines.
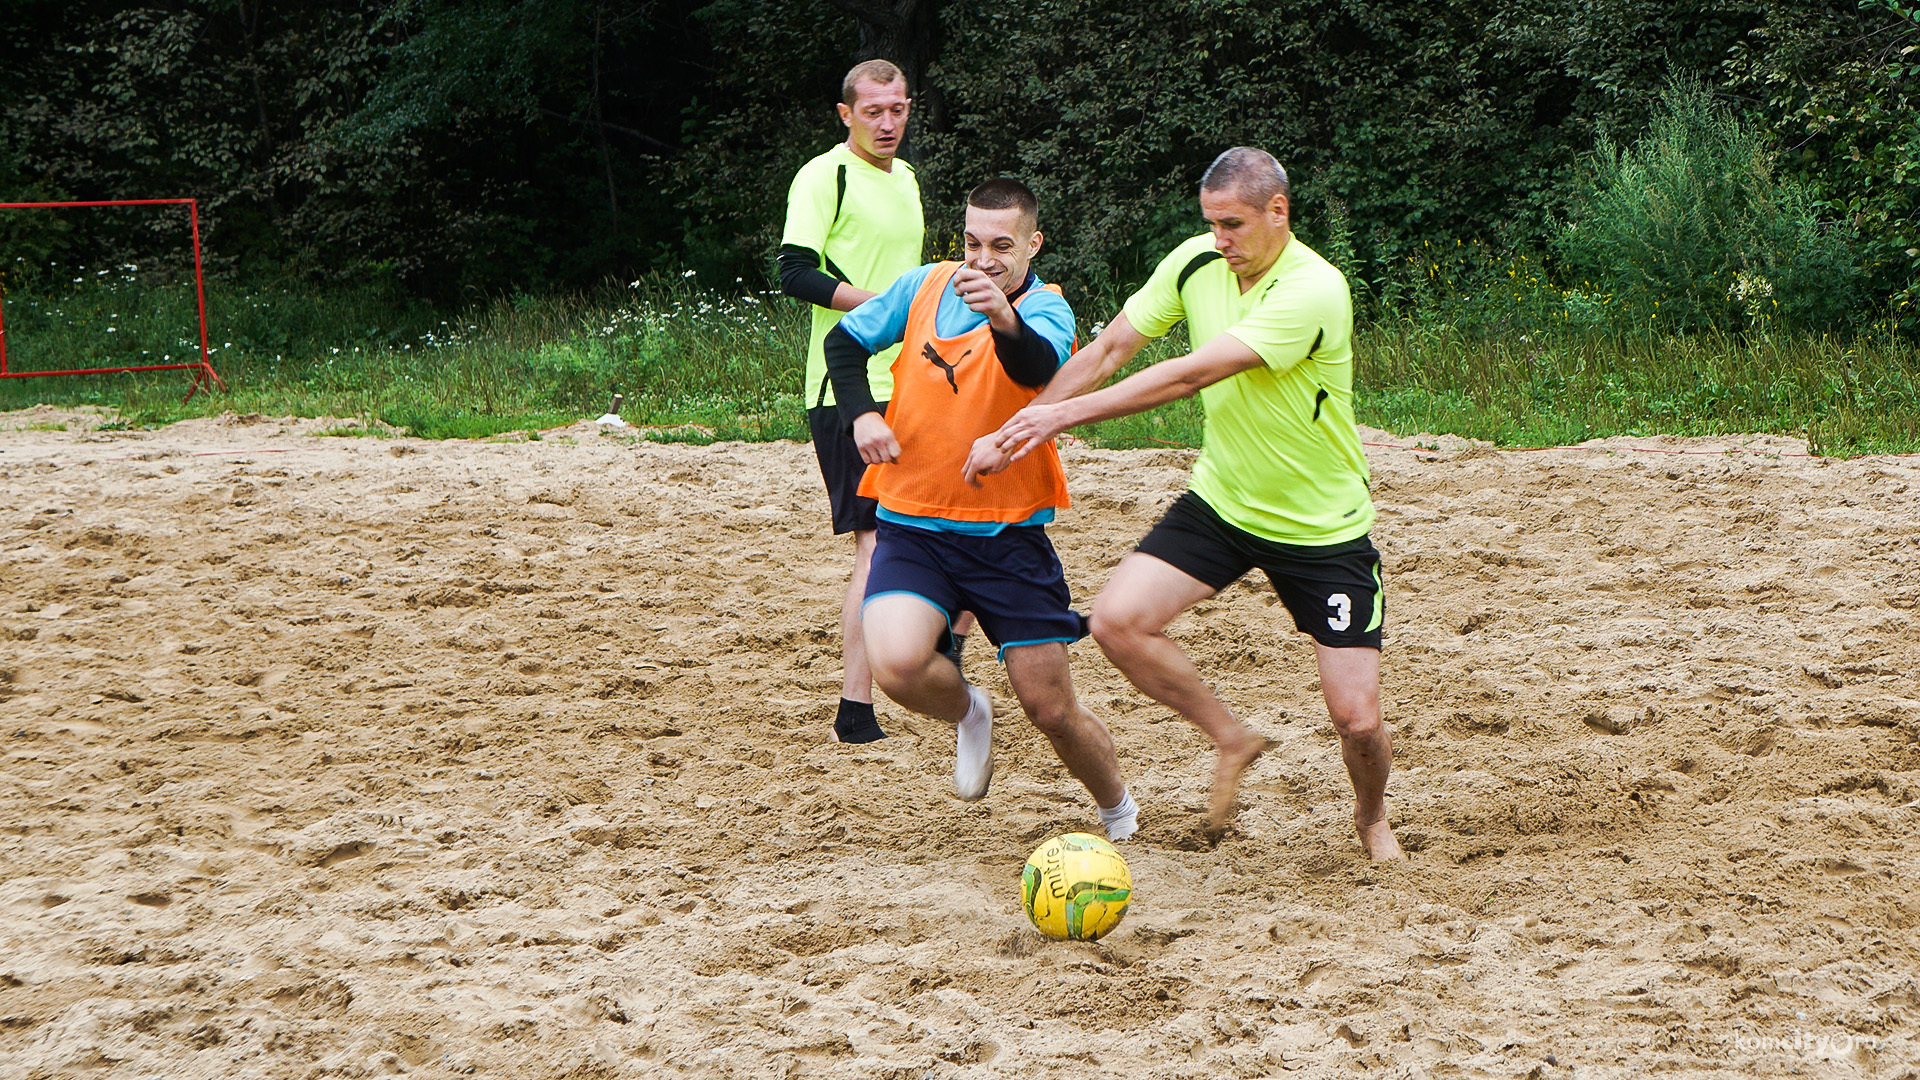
960, 685, 992, 730
953, 686, 994, 801
1098, 788, 1139, 842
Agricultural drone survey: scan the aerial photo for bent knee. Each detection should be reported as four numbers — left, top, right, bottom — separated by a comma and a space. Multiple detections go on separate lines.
1018, 697, 1078, 736
867, 659, 916, 699
1088, 604, 1154, 653
864, 643, 926, 693
1329, 707, 1385, 741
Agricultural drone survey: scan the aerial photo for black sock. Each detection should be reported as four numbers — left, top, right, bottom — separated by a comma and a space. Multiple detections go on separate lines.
834, 698, 886, 743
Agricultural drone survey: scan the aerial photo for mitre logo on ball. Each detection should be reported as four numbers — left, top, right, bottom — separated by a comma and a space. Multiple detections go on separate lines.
1021, 832, 1132, 941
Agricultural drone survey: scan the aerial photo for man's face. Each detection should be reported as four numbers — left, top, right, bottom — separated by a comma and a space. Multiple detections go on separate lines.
1200, 186, 1289, 279
963, 204, 1042, 294
837, 78, 910, 165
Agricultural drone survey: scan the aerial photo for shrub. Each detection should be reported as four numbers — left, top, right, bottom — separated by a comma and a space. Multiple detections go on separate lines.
1555, 77, 1863, 335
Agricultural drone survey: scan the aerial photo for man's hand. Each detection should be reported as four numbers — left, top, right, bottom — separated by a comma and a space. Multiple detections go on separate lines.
962, 433, 1014, 487
951, 266, 1014, 331
990, 401, 1072, 466
852, 412, 900, 465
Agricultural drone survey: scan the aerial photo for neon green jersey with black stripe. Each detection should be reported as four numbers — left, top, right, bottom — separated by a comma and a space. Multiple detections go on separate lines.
781, 144, 923, 408
1122, 233, 1373, 546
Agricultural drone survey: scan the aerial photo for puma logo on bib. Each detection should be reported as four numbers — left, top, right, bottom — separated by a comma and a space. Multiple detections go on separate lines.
922, 342, 969, 394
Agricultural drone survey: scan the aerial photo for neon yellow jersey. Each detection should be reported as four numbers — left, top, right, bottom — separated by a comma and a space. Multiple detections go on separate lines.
781, 143, 924, 408
1122, 233, 1373, 546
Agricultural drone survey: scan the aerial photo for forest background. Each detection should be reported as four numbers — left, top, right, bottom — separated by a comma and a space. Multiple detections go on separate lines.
0, 0, 1916, 450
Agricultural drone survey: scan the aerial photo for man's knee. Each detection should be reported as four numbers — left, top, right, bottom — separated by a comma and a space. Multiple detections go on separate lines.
1088, 599, 1156, 656
868, 625, 939, 684
1316, 645, 1383, 740
1327, 701, 1384, 741
862, 623, 926, 691
1017, 692, 1077, 737
867, 653, 917, 698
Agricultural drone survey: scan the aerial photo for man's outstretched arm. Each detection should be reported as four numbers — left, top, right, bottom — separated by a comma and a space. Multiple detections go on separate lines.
1027, 312, 1154, 406
965, 327, 1265, 483
959, 313, 1150, 485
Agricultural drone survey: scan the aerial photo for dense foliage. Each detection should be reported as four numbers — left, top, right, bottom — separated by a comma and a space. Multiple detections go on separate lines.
1, 0, 1915, 334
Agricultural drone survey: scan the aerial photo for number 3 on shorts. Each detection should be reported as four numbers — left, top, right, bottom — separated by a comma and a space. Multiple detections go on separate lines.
1326, 592, 1352, 631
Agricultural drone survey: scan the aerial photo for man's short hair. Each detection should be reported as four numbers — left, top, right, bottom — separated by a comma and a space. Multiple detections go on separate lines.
967, 177, 1040, 232
1200, 147, 1290, 207
842, 59, 906, 105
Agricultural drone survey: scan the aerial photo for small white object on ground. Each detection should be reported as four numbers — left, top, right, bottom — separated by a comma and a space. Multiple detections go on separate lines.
596, 393, 628, 427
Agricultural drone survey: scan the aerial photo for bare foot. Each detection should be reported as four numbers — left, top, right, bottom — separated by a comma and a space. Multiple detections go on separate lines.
1205, 729, 1277, 834
1356, 815, 1405, 861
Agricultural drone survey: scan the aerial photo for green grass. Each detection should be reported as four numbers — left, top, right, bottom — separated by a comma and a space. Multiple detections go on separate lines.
1, 271, 1916, 457
0, 271, 806, 442
1355, 321, 1920, 456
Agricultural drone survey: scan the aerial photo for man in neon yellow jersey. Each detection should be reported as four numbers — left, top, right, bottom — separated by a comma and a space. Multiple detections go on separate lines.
778, 59, 973, 743
967, 147, 1401, 859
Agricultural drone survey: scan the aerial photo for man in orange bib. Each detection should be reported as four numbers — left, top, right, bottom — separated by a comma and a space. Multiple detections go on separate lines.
821, 178, 1138, 841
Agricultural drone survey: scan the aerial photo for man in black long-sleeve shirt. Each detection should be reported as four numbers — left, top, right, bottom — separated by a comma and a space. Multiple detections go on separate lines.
776, 59, 928, 744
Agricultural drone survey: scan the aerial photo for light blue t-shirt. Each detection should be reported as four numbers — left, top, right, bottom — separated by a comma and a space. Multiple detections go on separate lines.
838, 265, 1075, 363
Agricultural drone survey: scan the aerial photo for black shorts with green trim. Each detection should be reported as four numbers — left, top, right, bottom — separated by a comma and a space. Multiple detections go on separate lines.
1136, 491, 1384, 650
807, 403, 884, 534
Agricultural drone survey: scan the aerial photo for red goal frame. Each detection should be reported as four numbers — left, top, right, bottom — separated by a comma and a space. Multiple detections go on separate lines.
0, 198, 224, 401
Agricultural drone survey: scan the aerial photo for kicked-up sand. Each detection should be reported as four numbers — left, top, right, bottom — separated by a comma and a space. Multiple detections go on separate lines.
0, 404, 1916, 1079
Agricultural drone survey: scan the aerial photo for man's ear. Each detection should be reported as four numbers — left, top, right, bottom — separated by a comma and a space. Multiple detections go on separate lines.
1029, 231, 1045, 258
837, 102, 852, 127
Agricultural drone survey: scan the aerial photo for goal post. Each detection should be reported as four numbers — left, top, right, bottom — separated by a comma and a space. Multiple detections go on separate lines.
0, 198, 224, 401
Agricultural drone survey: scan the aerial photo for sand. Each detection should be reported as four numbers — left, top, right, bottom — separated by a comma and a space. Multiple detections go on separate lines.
0, 404, 1915, 1079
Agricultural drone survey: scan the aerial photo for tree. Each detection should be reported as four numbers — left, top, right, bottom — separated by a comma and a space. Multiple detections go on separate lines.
826, 0, 946, 132
1556, 78, 1862, 334
1729, 0, 1920, 330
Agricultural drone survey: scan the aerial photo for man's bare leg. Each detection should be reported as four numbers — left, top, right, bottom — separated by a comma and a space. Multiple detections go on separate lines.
1313, 642, 1403, 861
1003, 643, 1124, 809
831, 529, 882, 742
841, 529, 878, 701
861, 594, 970, 723
864, 595, 990, 798
1089, 553, 1272, 832
834, 537, 974, 722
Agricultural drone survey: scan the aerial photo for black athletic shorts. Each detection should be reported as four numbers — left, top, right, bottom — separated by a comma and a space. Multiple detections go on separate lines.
1136, 491, 1384, 649
807, 403, 885, 535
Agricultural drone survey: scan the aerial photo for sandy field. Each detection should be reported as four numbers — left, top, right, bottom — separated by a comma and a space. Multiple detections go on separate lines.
1, 403, 1916, 1080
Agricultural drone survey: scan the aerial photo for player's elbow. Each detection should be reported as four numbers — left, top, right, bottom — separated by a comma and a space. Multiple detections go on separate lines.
776, 246, 837, 306
1166, 367, 1211, 401
1091, 344, 1133, 384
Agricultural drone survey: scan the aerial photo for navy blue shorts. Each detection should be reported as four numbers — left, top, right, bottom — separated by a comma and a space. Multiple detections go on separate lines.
1137, 491, 1384, 650
865, 520, 1089, 658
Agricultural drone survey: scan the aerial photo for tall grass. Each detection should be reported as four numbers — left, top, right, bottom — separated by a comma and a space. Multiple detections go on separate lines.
0, 269, 808, 441
1, 269, 1916, 456
1357, 321, 1919, 455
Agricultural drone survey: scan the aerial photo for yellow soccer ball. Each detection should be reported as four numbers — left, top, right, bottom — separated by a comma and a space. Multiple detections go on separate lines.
1021, 832, 1131, 941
